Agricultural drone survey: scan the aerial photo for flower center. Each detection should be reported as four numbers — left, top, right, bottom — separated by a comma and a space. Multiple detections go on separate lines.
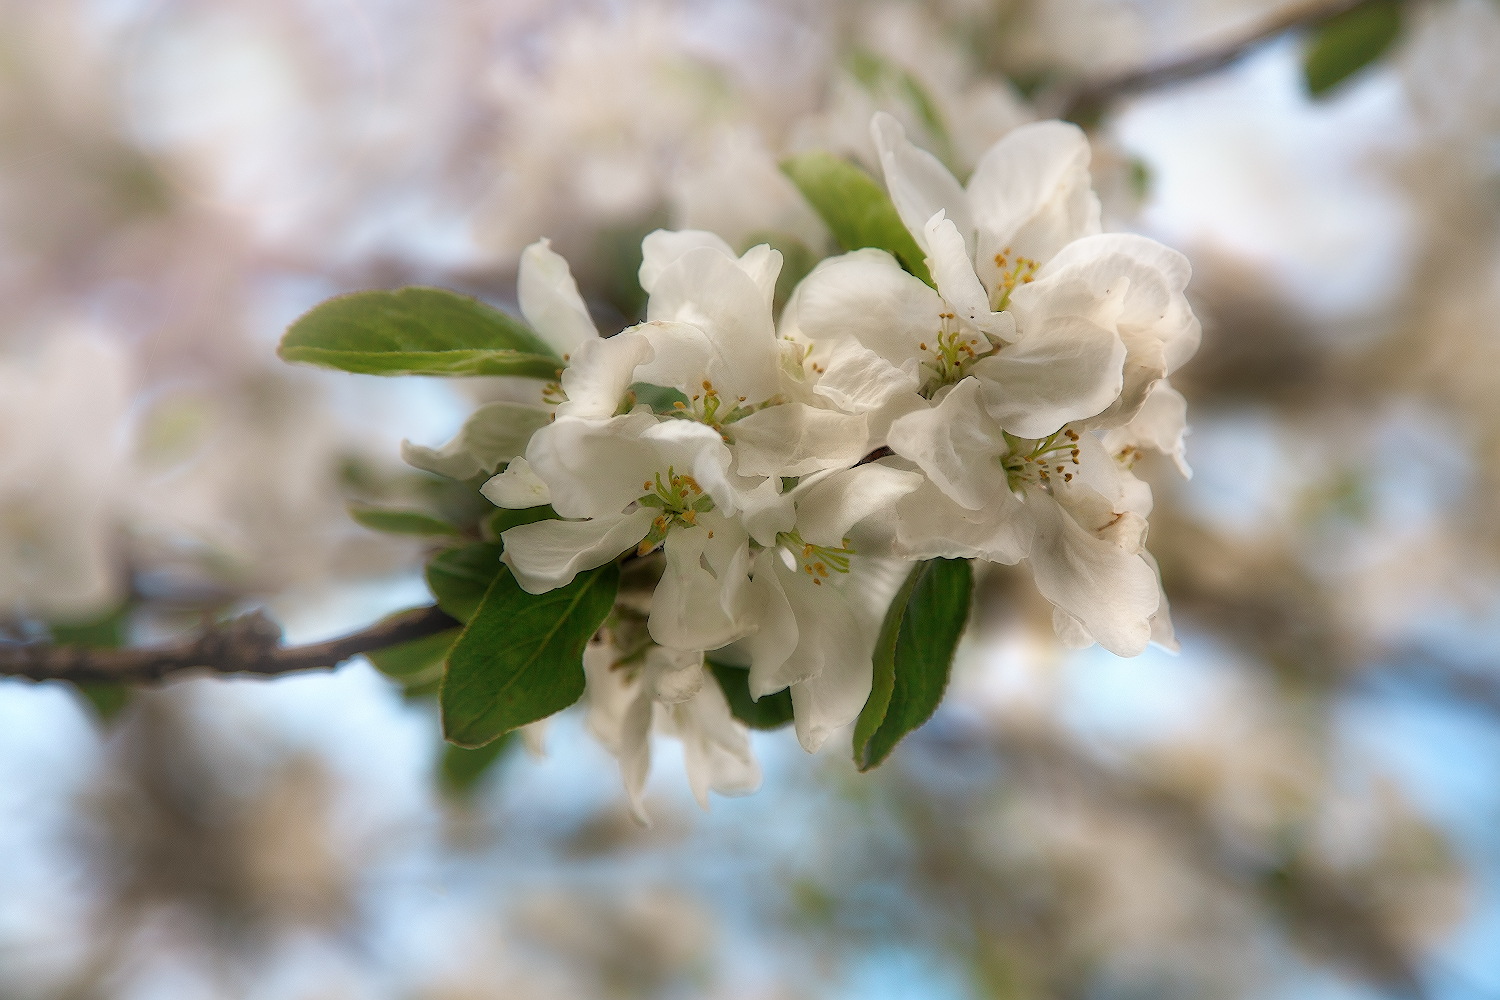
635, 467, 715, 556
917, 311, 987, 395
990, 248, 1039, 312
666, 379, 784, 442
776, 529, 854, 586
999, 426, 1082, 494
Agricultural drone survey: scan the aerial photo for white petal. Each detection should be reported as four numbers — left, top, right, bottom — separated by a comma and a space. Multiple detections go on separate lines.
501, 509, 656, 594
894, 478, 1032, 564
791, 465, 923, 547
886, 378, 1009, 512
518, 237, 598, 357
480, 456, 553, 509
1142, 549, 1180, 653
783, 248, 943, 368
813, 337, 921, 415
525, 412, 662, 519
401, 402, 552, 480
645, 648, 705, 705
924, 213, 1014, 341
744, 548, 803, 697
649, 523, 752, 652
780, 571, 874, 752
1026, 494, 1159, 657
736, 243, 783, 309
556, 330, 654, 420
969, 315, 1126, 439
646, 246, 780, 404
638, 418, 740, 515
638, 229, 736, 293
729, 403, 870, 479
967, 120, 1100, 283
1051, 607, 1096, 649
632, 320, 715, 392
1102, 380, 1192, 478
667, 678, 761, 807
871, 111, 972, 255
584, 641, 635, 756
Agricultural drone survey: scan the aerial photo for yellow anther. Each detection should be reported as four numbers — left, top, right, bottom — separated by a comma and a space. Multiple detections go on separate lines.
673, 401, 687, 410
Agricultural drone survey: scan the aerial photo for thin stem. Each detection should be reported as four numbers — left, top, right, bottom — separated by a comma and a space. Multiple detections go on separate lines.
0, 604, 460, 686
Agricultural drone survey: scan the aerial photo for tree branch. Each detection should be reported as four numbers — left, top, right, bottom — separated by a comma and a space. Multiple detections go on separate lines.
0, 604, 461, 686
1055, 0, 1376, 122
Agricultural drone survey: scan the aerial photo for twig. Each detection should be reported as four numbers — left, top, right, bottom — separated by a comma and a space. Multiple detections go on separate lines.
0, 605, 460, 686
1055, 0, 1377, 122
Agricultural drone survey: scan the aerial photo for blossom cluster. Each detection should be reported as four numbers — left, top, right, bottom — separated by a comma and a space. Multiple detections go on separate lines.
415, 113, 1199, 818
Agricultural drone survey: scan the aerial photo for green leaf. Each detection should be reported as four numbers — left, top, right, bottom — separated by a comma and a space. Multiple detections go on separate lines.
52, 606, 133, 722
780, 152, 934, 287
1304, 0, 1402, 97
278, 287, 564, 378
367, 626, 461, 693
707, 659, 794, 730
440, 732, 513, 796
486, 503, 560, 540
425, 542, 505, 623
853, 558, 972, 771
348, 503, 462, 537
440, 562, 619, 748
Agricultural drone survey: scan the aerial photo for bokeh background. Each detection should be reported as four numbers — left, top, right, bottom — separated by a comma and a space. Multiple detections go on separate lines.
3, 0, 1499, 997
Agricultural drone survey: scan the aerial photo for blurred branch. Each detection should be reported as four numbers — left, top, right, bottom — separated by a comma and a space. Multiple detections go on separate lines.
0, 605, 459, 686
1056, 0, 1378, 122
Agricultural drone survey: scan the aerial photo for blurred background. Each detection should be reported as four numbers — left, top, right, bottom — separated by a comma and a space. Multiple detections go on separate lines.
2, 0, 1499, 996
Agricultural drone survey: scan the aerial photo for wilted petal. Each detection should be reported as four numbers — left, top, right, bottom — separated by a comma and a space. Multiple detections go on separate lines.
664, 677, 762, 808
871, 111, 972, 254
502, 508, 656, 594
518, 237, 598, 357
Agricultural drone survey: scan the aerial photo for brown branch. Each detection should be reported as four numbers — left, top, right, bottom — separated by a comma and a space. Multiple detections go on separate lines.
0, 604, 461, 686
1056, 0, 1379, 122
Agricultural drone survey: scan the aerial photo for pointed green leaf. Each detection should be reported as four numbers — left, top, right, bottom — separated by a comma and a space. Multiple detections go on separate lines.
440, 733, 513, 796
707, 659, 795, 730
780, 151, 934, 287
854, 558, 972, 771
426, 542, 505, 623
440, 562, 619, 748
1304, 0, 1402, 97
348, 503, 462, 537
279, 287, 564, 378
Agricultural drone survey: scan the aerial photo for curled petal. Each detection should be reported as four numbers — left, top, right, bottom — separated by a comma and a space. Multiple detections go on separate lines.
969, 315, 1125, 439
557, 331, 654, 420
791, 465, 923, 548
924, 213, 1014, 341
1102, 380, 1192, 478
480, 456, 552, 509
518, 238, 598, 357
871, 111, 973, 255
402, 402, 552, 480
639, 229, 736, 293
886, 378, 1009, 512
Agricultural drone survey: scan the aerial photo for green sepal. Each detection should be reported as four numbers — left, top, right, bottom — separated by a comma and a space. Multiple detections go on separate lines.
278, 287, 563, 378
1304, 0, 1402, 97
348, 503, 462, 537
779, 151, 934, 287
629, 381, 692, 414
853, 558, 973, 771
440, 562, 619, 748
708, 659, 794, 730
425, 542, 505, 623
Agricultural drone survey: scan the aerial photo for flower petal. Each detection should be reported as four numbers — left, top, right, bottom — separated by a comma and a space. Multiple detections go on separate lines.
871, 111, 972, 255
729, 403, 870, 479
783, 248, 943, 368
968, 314, 1126, 438
650, 521, 753, 652
894, 478, 1032, 564
886, 378, 1010, 512
556, 330, 654, 420
745, 548, 803, 697
518, 237, 598, 357
501, 508, 656, 594
401, 402, 552, 480
480, 456, 553, 509
1101, 379, 1192, 478
967, 120, 1100, 285
638, 229, 736, 293
791, 465, 923, 547
924, 213, 1014, 341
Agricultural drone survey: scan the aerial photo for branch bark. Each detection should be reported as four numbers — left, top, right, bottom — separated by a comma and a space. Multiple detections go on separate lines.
1055, 0, 1377, 122
0, 604, 461, 686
